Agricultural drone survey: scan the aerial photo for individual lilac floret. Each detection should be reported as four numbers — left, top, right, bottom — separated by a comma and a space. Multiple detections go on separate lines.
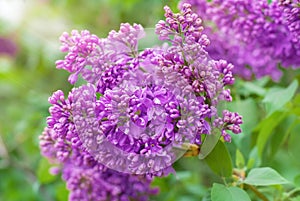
181, 0, 300, 80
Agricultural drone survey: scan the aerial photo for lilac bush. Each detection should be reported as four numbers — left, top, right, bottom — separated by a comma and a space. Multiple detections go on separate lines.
180, 0, 300, 80
40, 3, 242, 200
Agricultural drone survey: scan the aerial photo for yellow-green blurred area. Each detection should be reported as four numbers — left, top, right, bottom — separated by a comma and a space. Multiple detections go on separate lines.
0, 1, 184, 200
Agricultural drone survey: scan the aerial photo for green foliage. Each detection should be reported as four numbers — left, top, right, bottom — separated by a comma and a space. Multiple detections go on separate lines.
294, 175, 300, 187
204, 140, 233, 177
211, 183, 251, 201
243, 167, 289, 186
262, 80, 298, 116
151, 169, 206, 201
288, 124, 300, 164
255, 111, 288, 158
198, 128, 222, 159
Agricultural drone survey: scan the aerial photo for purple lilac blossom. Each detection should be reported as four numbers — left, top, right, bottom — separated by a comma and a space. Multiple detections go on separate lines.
155, 4, 241, 141
40, 3, 242, 200
180, 0, 300, 81
41, 92, 157, 201
71, 67, 202, 174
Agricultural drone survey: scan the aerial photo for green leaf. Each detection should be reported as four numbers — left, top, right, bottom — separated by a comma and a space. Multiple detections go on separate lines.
211, 183, 251, 201
198, 128, 222, 159
235, 76, 269, 97
235, 149, 245, 169
263, 79, 298, 116
254, 76, 271, 87
204, 140, 233, 177
255, 111, 287, 158
242, 82, 267, 96
288, 124, 300, 164
269, 115, 298, 158
243, 167, 289, 186
288, 94, 300, 116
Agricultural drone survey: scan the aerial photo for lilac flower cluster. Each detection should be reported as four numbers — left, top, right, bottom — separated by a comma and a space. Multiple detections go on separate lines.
180, 0, 300, 81
153, 4, 242, 141
41, 89, 157, 201
55, 24, 145, 92
213, 110, 243, 142
40, 3, 242, 200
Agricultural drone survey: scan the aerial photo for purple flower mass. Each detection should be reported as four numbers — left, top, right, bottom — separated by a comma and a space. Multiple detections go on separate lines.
180, 0, 300, 81
40, 4, 242, 200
